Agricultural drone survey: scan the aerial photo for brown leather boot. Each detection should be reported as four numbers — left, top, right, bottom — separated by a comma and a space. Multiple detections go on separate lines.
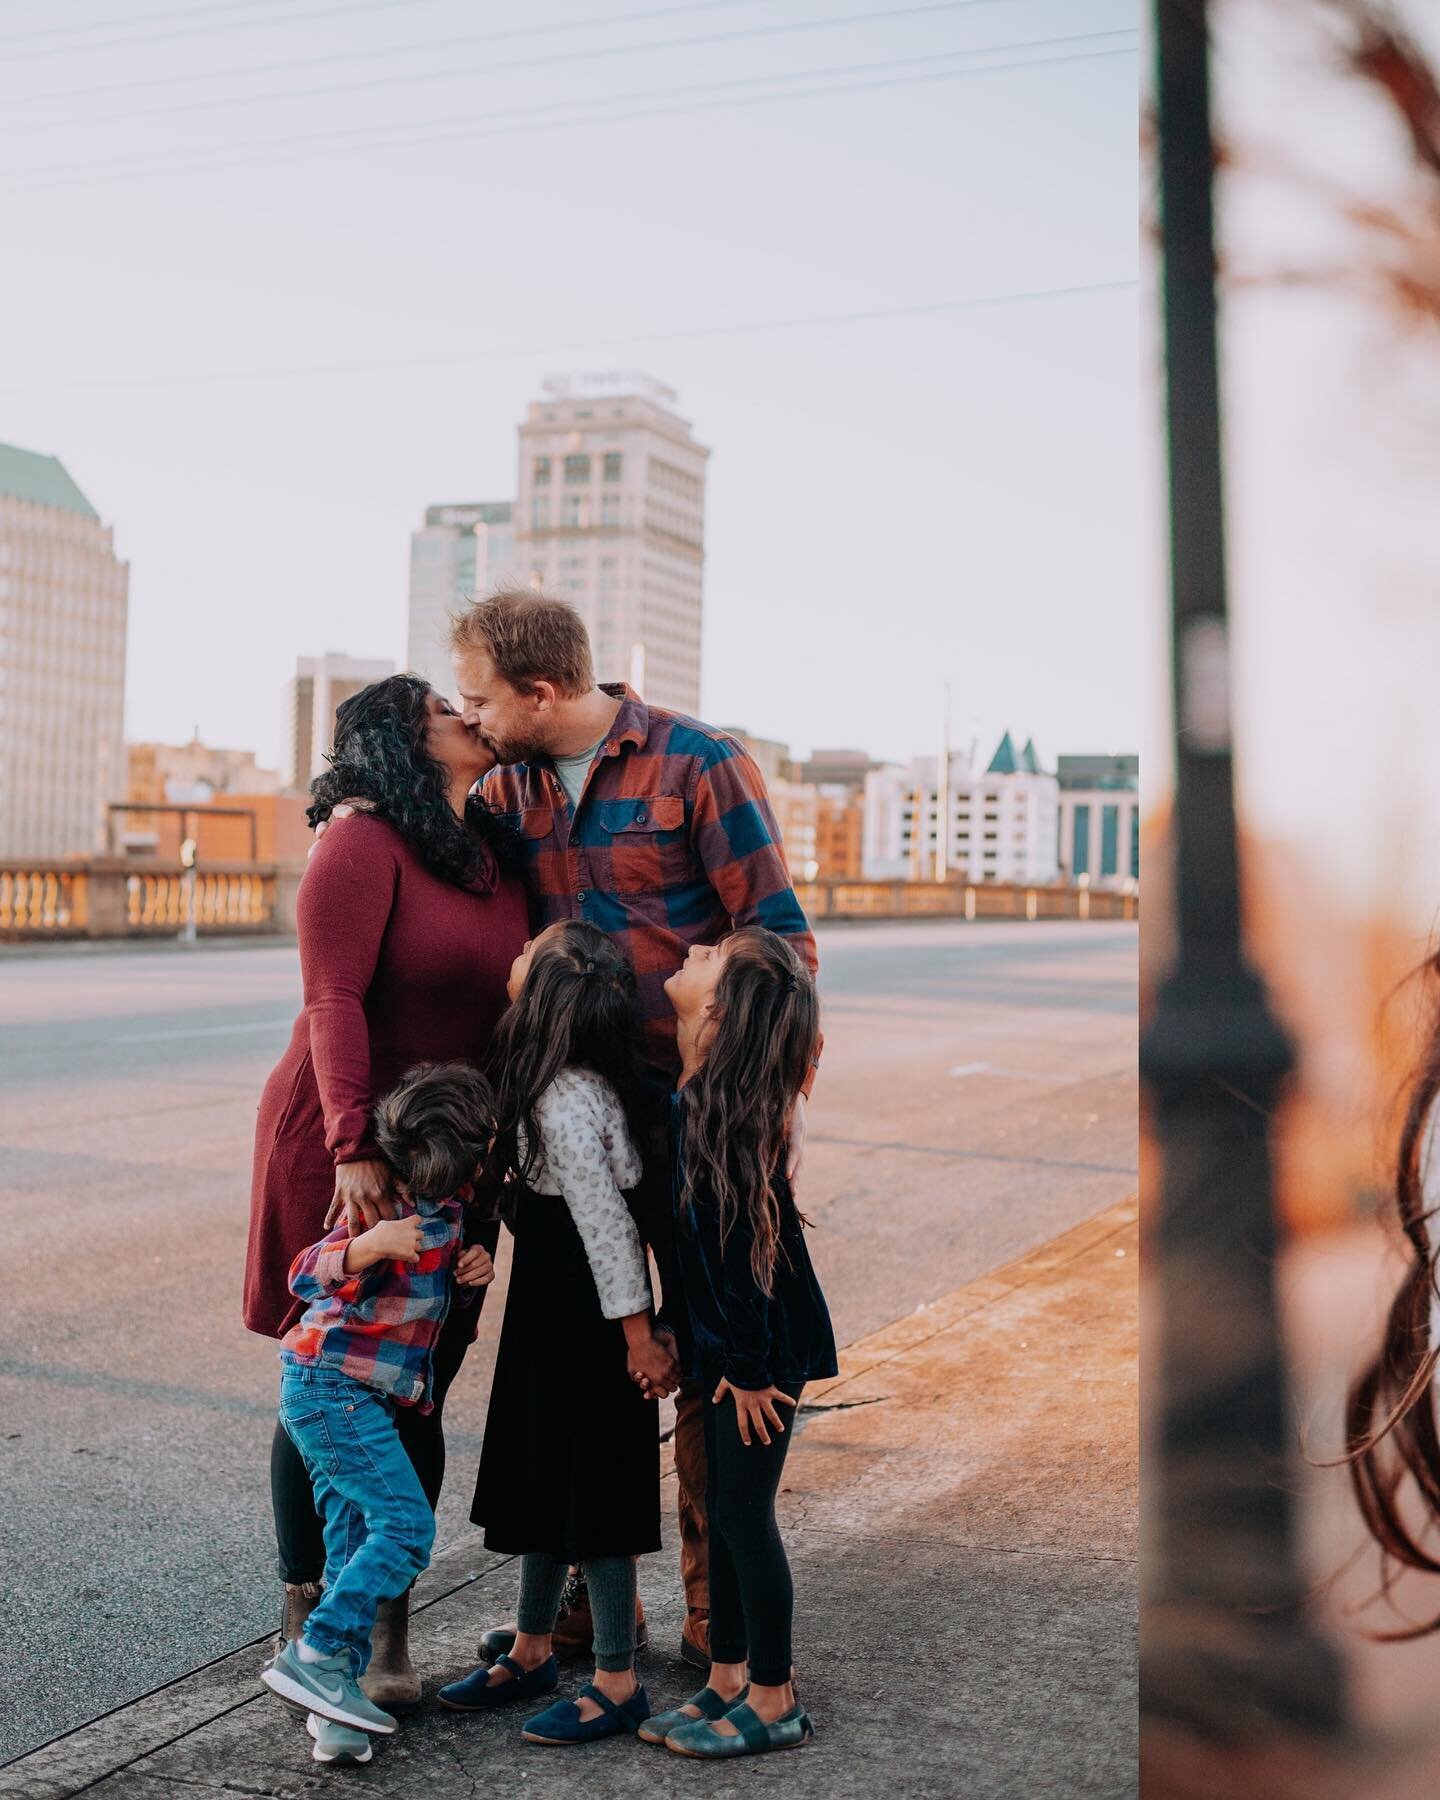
272, 1582, 320, 1659
361, 1591, 422, 1709
680, 1608, 711, 1670
479, 1576, 649, 1665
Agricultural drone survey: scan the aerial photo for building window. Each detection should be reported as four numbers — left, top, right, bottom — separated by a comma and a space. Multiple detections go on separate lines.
603, 452, 623, 483
1072, 804, 1091, 877
530, 498, 550, 530
533, 456, 551, 486
1101, 804, 1119, 878
601, 495, 621, 527
564, 455, 591, 484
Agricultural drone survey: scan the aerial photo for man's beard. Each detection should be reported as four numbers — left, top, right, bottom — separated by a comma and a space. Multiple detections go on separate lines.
484, 730, 546, 767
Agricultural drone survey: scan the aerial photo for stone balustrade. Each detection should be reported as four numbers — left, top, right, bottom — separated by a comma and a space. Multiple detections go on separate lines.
1, 859, 1135, 942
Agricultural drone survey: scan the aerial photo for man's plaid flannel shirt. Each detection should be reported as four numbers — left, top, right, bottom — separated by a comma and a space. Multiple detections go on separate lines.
482, 685, 819, 1088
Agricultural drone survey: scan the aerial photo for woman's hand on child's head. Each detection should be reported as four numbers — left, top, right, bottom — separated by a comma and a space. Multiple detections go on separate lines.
455, 1244, 495, 1288
326, 1158, 397, 1236
712, 1378, 797, 1447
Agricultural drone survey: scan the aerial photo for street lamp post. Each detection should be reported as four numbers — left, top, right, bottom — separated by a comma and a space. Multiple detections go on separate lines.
1140, 0, 1345, 1736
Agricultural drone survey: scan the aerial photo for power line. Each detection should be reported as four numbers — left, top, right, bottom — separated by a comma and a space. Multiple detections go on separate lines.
4, 0, 1031, 131
0, 280, 1137, 397
0, 0, 301, 46
6, 31, 1136, 178
3, 41, 1137, 192
0, 0, 451, 60
9, 0, 774, 105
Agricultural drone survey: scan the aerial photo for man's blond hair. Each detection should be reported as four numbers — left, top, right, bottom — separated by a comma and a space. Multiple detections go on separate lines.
449, 589, 594, 697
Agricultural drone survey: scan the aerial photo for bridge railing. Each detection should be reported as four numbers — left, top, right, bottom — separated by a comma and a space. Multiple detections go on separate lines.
1, 859, 1135, 942
0, 859, 299, 941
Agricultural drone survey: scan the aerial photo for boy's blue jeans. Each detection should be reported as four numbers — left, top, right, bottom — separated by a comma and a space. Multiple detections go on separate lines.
278, 1363, 436, 1674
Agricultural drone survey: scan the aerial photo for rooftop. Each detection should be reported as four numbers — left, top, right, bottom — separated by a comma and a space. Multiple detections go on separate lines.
0, 441, 100, 520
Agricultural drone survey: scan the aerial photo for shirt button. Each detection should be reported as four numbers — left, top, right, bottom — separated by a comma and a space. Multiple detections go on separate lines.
635, 808, 647, 824
576, 890, 587, 904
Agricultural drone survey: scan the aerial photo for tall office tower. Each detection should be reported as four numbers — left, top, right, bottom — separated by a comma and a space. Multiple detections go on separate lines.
0, 442, 129, 858
407, 500, 515, 694
513, 374, 708, 714
283, 652, 395, 790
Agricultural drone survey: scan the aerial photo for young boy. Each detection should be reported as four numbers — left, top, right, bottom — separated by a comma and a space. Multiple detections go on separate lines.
260, 1061, 497, 1761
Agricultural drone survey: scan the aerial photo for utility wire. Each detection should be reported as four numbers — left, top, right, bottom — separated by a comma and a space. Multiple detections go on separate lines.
4, 0, 1035, 130
0, 0, 305, 47
2, 41, 1137, 192
0, 0, 458, 60
6, 0, 760, 99
6, 31, 1136, 176
0, 279, 1137, 397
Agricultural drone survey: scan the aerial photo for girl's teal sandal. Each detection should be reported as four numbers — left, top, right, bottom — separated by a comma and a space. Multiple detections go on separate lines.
665, 1701, 814, 1758
638, 1685, 748, 1747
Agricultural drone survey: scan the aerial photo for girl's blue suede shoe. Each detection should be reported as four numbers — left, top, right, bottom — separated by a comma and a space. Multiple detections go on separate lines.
638, 1684, 749, 1746
522, 1681, 650, 1745
666, 1700, 814, 1757
436, 1653, 558, 1711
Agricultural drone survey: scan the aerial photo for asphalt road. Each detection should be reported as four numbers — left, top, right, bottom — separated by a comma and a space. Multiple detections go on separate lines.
0, 919, 1137, 1767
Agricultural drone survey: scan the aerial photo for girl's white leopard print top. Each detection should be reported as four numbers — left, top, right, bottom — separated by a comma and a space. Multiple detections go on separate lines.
518, 1065, 652, 1320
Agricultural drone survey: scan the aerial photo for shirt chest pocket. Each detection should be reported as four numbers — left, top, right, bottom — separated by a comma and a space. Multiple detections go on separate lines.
592, 794, 688, 894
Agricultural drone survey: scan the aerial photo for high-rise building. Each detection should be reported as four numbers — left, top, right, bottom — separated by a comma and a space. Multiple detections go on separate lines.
284, 652, 394, 790
863, 732, 1060, 885
407, 500, 515, 694
513, 374, 708, 714
1056, 753, 1139, 887
0, 442, 129, 859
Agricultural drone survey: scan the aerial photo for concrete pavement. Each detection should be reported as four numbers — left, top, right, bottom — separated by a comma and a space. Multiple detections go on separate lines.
0, 1198, 1138, 1800
0, 921, 1136, 1765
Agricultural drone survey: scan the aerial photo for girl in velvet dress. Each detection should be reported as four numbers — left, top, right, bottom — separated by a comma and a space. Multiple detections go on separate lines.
243, 674, 530, 1706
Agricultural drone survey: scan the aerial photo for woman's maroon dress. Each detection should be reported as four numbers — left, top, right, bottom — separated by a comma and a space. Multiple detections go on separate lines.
244, 811, 529, 1339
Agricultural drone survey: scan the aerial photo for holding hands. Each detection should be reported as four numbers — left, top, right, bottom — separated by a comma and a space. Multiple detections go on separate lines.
625, 1321, 681, 1400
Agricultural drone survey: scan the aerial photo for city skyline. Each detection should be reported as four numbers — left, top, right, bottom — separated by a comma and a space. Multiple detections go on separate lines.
1, 0, 1137, 777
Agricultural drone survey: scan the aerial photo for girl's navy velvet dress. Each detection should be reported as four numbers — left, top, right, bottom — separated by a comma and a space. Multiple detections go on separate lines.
470, 1181, 660, 1562
664, 1095, 838, 1392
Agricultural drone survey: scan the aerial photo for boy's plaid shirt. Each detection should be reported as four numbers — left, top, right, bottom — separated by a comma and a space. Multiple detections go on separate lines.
279, 1191, 469, 1411
482, 685, 819, 1084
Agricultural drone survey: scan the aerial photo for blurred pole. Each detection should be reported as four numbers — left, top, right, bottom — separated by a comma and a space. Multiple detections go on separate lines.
1139, 0, 1345, 1737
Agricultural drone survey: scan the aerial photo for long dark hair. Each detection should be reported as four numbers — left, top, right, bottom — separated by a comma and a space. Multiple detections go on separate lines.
1347, 958, 1440, 1632
487, 920, 643, 1191
679, 926, 821, 1293
307, 673, 518, 888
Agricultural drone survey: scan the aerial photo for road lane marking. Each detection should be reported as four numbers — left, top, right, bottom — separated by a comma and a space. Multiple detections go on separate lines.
110, 1017, 295, 1044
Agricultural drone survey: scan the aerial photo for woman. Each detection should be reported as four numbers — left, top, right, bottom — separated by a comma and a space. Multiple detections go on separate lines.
243, 674, 529, 1707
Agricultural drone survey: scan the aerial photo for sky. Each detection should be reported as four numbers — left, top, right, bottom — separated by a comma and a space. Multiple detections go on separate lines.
1, 0, 1138, 775
1140, 2, 1440, 927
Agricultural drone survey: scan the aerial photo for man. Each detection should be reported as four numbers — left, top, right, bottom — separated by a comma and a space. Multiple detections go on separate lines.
453, 589, 818, 1670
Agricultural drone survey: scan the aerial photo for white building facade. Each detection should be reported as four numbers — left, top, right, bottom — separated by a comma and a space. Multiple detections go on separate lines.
863, 734, 1060, 885
513, 374, 708, 714
0, 443, 129, 859
1055, 754, 1139, 888
284, 652, 395, 790
407, 501, 515, 695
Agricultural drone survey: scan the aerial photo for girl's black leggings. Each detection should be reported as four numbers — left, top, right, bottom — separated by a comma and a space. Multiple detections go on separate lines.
269, 1223, 498, 1586
702, 1380, 805, 1688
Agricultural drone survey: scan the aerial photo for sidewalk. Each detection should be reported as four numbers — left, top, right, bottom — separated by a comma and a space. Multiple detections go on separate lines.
0, 1201, 1137, 1800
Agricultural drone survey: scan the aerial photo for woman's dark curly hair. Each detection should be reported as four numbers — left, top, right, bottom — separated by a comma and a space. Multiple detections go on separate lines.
306, 674, 520, 888
486, 920, 644, 1200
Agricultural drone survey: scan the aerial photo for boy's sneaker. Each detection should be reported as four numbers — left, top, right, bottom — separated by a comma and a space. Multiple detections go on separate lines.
306, 1712, 374, 1765
261, 1639, 398, 1735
